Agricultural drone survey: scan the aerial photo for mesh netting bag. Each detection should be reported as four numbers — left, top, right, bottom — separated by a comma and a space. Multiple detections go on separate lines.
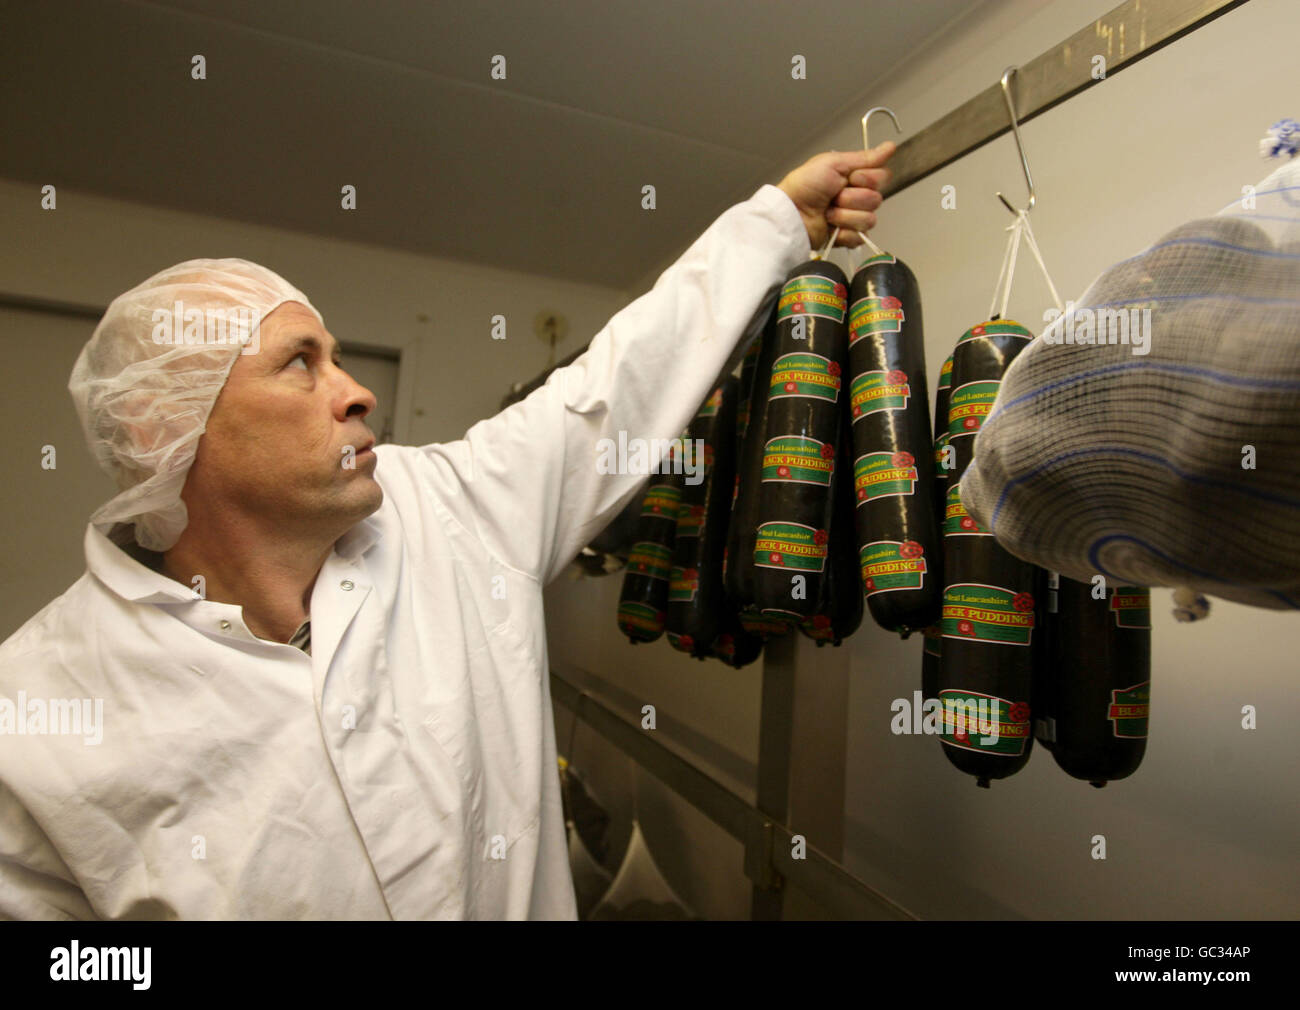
961, 144, 1300, 612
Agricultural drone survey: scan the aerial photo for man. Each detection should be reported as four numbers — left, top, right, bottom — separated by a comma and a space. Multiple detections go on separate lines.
0, 145, 894, 919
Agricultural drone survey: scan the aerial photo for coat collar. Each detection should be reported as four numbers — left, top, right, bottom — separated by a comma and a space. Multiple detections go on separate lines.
84, 516, 384, 604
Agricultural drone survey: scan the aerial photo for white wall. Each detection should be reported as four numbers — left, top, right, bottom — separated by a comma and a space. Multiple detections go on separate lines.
546, 0, 1300, 919
0, 180, 631, 637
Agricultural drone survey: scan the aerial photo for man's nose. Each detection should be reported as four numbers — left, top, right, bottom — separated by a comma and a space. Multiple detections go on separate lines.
339, 371, 378, 419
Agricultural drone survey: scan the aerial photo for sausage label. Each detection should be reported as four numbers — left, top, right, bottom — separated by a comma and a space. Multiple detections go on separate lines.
677, 503, 706, 538
1108, 681, 1151, 738
941, 583, 1036, 645
698, 387, 723, 418
770, 352, 842, 402
627, 541, 674, 582
944, 483, 992, 537
776, 275, 848, 323
854, 451, 918, 503
857, 253, 897, 267
668, 566, 700, 603
848, 296, 904, 347
801, 614, 836, 643
947, 380, 1001, 437
740, 611, 797, 636
618, 601, 663, 637
641, 484, 681, 521
939, 689, 1031, 756
1110, 587, 1151, 629
956, 319, 1034, 344
860, 540, 927, 594
753, 521, 828, 573
937, 353, 953, 392
850, 369, 910, 420
761, 435, 834, 486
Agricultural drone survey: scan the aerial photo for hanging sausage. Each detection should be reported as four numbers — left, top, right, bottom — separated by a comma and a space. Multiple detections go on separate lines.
724, 322, 786, 638
616, 462, 684, 644
748, 260, 850, 631
711, 609, 766, 668
1041, 577, 1152, 786
667, 378, 739, 658
846, 252, 940, 637
937, 319, 1041, 786
920, 351, 954, 701
800, 404, 864, 646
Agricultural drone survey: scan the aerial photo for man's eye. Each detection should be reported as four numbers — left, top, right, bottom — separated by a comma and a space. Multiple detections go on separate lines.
288, 353, 309, 371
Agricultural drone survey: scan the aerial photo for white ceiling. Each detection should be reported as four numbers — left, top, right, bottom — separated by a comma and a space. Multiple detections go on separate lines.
2, 0, 989, 289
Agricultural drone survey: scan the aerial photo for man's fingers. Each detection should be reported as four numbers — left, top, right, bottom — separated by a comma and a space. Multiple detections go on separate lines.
834, 186, 884, 212
825, 142, 896, 178
846, 166, 891, 191
828, 207, 878, 235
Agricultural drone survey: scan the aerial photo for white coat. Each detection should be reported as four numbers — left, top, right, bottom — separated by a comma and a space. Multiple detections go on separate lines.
0, 184, 807, 919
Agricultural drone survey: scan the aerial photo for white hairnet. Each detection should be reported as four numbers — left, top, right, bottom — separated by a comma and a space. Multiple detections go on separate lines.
69, 258, 322, 552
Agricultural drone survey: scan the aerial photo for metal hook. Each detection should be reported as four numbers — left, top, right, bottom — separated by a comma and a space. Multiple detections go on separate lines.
995, 66, 1035, 216
862, 106, 902, 152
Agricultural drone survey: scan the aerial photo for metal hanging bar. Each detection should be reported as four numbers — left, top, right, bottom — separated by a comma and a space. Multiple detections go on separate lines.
880, 0, 1250, 199
506, 0, 1249, 401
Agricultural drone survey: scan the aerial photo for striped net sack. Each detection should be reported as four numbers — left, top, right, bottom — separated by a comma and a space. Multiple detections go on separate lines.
962, 126, 1300, 614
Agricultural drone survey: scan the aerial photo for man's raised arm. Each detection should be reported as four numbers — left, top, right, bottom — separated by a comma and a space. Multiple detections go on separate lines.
410, 147, 893, 584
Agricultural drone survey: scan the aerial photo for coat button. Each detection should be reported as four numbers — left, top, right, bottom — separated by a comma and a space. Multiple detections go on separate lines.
219, 620, 231, 630
340, 580, 355, 591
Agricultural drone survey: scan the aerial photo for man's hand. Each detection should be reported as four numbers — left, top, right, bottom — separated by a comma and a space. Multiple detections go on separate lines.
777, 143, 896, 251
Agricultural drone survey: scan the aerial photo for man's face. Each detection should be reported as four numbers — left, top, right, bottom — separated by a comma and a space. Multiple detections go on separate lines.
182, 301, 383, 536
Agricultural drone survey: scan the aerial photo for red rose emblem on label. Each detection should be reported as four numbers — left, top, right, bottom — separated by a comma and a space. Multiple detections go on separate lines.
778, 465, 790, 477
1009, 702, 1031, 723
886, 369, 907, 385
828, 361, 841, 377
833, 283, 847, 298
857, 488, 867, 500
820, 443, 835, 460
960, 517, 975, 531
883, 296, 901, 309
958, 620, 974, 635
813, 529, 828, 546
892, 451, 914, 468
784, 381, 797, 392
853, 405, 861, 417
899, 540, 923, 559
769, 553, 782, 565
954, 729, 969, 743
679, 635, 695, 651
792, 302, 805, 313
963, 417, 978, 430
684, 568, 698, 580
1013, 592, 1035, 612
865, 577, 876, 591
972, 325, 985, 336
